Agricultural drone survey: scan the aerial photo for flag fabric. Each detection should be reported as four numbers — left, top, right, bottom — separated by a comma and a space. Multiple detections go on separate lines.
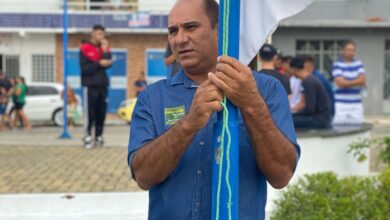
239, 0, 314, 65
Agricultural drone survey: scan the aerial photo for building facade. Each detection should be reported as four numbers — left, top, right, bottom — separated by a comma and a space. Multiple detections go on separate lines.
0, 0, 389, 115
273, 0, 390, 115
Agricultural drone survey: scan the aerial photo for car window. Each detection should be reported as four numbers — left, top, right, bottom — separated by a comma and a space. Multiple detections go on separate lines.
26, 86, 59, 96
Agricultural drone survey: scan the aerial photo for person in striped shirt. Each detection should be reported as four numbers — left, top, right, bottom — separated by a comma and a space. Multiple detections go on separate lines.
332, 40, 366, 125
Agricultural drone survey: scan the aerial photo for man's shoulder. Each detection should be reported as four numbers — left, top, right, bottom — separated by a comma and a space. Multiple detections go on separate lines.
254, 70, 279, 84
302, 75, 315, 83
80, 42, 96, 52
253, 71, 285, 96
141, 79, 169, 95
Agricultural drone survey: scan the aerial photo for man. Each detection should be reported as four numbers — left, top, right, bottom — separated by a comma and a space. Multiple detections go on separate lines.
332, 41, 366, 124
258, 44, 291, 97
134, 73, 147, 96
0, 71, 12, 129
274, 48, 284, 73
290, 57, 331, 129
128, 0, 299, 219
282, 55, 302, 109
80, 24, 112, 148
302, 55, 335, 118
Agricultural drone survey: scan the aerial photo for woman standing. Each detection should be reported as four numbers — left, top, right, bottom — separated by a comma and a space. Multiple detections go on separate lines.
12, 76, 31, 129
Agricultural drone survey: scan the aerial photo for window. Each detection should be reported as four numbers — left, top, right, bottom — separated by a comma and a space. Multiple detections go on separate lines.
296, 40, 347, 79
32, 54, 55, 82
0, 54, 20, 78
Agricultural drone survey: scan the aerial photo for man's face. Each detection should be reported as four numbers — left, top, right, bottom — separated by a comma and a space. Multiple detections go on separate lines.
303, 62, 314, 74
91, 29, 105, 43
274, 55, 282, 69
282, 62, 292, 77
289, 67, 302, 78
342, 43, 356, 61
168, 0, 218, 74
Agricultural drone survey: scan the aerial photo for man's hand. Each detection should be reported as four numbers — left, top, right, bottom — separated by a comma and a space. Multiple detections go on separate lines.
184, 79, 223, 131
99, 59, 112, 67
334, 77, 350, 88
100, 39, 109, 52
208, 55, 261, 113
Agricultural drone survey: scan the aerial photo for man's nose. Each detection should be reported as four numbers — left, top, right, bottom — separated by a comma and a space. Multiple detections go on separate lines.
175, 29, 189, 45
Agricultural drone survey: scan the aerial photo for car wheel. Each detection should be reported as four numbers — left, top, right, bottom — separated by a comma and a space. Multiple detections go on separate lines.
53, 108, 64, 127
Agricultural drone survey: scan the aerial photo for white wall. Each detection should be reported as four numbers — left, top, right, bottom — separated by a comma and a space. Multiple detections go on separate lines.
138, 0, 176, 13
0, 33, 56, 82
0, 0, 62, 12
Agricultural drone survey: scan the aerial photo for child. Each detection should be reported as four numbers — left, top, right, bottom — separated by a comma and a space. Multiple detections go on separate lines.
63, 87, 79, 129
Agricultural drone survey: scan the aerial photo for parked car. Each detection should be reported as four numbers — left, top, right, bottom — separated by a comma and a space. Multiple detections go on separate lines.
10, 82, 82, 126
117, 98, 137, 124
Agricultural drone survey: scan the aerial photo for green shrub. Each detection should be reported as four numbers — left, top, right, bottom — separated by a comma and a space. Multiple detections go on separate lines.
348, 136, 390, 166
271, 169, 390, 220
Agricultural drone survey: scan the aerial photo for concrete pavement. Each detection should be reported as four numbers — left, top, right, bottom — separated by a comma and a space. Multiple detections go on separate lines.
0, 116, 390, 220
0, 124, 140, 194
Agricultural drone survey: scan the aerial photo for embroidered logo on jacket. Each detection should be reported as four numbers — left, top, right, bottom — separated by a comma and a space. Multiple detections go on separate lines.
164, 105, 185, 126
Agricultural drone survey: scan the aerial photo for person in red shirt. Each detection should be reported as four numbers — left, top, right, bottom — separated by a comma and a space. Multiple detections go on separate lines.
79, 24, 112, 148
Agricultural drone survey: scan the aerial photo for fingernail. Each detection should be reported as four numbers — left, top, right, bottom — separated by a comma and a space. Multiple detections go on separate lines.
217, 56, 221, 62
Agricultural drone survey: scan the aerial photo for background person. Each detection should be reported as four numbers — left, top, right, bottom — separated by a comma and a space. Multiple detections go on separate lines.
290, 57, 331, 129
258, 44, 291, 98
12, 77, 31, 130
0, 70, 12, 130
302, 55, 335, 118
80, 24, 112, 148
332, 40, 366, 125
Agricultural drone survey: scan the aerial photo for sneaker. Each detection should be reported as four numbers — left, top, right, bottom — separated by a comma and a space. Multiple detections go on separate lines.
83, 136, 93, 149
95, 136, 104, 147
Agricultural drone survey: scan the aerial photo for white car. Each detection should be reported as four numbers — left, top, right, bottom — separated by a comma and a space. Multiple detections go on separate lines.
10, 82, 82, 126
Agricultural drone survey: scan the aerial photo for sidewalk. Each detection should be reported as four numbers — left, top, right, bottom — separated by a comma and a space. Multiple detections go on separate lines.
0, 124, 140, 194
0, 116, 389, 220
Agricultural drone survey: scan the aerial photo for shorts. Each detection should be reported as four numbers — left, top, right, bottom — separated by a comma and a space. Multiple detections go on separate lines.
0, 103, 6, 115
14, 102, 25, 110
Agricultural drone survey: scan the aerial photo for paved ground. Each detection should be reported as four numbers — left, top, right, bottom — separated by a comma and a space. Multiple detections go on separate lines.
0, 117, 389, 194
0, 125, 141, 194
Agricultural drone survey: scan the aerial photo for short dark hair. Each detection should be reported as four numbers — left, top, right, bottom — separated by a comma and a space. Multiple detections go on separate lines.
290, 57, 305, 69
202, 0, 219, 29
0, 70, 4, 75
343, 40, 356, 49
301, 55, 315, 64
281, 56, 293, 63
92, 24, 105, 31
259, 44, 277, 61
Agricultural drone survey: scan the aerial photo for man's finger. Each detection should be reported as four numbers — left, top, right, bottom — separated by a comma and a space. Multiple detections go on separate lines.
218, 55, 246, 72
208, 72, 230, 94
204, 89, 223, 102
199, 78, 212, 88
216, 63, 237, 80
207, 101, 223, 112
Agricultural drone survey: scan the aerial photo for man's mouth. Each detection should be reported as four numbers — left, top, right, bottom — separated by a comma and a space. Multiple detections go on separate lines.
178, 49, 194, 55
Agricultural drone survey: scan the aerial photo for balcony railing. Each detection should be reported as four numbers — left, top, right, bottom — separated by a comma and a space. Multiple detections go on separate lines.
0, 1, 171, 13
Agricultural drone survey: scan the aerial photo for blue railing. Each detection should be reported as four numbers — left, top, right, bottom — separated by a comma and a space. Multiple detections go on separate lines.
0, 12, 168, 30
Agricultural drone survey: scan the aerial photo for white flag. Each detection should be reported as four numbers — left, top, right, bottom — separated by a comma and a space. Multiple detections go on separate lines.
239, 0, 314, 65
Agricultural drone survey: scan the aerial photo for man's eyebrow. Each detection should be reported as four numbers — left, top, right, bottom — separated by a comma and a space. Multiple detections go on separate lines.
168, 25, 178, 31
182, 21, 201, 27
168, 21, 201, 30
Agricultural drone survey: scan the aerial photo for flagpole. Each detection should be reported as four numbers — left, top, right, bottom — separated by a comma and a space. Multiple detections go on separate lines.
212, 0, 240, 219
60, 0, 71, 139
